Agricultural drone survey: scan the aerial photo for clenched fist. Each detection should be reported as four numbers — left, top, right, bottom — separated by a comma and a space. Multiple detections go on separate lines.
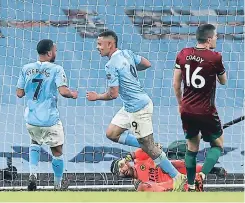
86, 91, 98, 101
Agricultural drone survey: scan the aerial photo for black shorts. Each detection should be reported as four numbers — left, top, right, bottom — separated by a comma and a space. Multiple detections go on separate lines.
181, 111, 223, 142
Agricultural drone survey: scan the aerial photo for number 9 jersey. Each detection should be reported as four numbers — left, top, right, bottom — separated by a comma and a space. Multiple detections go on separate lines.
17, 61, 67, 127
175, 47, 226, 115
105, 49, 151, 113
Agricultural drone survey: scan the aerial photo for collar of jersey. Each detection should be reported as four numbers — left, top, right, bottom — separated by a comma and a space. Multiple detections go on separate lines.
111, 49, 121, 58
37, 61, 50, 64
194, 47, 207, 50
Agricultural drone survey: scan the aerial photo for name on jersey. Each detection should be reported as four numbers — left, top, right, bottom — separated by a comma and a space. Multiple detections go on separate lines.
149, 168, 159, 182
186, 55, 204, 63
25, 68, 50, 77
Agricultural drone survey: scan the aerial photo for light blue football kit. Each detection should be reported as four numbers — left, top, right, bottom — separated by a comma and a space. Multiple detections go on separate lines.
105, 49, 150, 113
17, 61, 67, 186
17, 61, 67, 127
106, 50, 179, 178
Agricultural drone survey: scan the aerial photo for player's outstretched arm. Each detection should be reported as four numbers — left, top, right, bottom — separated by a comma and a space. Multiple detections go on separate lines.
86, 86, 119, 101
136, 57, 151, 71
56, 66, 78, 99
58, 86, 78, 99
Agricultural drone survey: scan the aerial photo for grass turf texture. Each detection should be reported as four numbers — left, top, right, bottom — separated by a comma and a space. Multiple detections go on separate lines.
0, 192, 244, 202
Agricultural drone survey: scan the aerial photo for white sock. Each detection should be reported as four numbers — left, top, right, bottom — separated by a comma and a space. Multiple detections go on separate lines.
200, 172, 206, 179
173, 173, 181, 180
188, 184, 195, 190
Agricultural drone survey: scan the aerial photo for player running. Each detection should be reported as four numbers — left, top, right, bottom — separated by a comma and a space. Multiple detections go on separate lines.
86, 30, 186, 191
173, 24, 227, 191
111, 147, 226, 192
16, 39, 78, 191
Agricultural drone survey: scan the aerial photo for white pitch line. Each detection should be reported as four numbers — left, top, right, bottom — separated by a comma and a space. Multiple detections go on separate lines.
0, 183, 244, 190
4, 201, 245, 203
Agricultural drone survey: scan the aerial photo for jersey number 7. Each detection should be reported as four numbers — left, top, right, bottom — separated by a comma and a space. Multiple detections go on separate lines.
32, 78, 43, 100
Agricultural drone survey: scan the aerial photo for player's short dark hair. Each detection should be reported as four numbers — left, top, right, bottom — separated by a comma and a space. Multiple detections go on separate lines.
98, 30, 118, 48
196, 24, 216, 44
36, 39, 54, 55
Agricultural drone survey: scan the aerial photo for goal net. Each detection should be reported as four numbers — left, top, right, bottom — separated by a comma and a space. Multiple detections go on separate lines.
0, 0, 244, 190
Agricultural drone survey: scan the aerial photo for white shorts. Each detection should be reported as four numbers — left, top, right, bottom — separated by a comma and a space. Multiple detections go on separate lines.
111, 100, 153, 138
26, 121, 64, 147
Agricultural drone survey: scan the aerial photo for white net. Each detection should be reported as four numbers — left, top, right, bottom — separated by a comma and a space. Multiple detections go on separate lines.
0, 0, 244, 190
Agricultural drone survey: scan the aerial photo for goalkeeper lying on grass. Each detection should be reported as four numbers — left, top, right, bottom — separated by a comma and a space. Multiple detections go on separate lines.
111, 145, 226, 192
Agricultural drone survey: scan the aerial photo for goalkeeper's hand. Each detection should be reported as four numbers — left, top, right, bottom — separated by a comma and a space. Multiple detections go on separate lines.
117, 155, 131, 167
124, 153, 133, 162
133, 179, 142, 190
117, 153, 133, 167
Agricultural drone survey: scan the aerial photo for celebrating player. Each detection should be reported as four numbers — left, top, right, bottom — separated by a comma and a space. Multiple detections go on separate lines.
111, 147, 226, 192
173, 24, 227, 191
86, 30, 186, 191
16, 39, 78, 191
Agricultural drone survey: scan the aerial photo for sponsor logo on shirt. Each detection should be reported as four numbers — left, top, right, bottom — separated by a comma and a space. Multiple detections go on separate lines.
140, 164, 146, 171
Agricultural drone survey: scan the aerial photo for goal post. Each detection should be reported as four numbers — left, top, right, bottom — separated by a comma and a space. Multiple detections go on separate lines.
0, 0, 244, 190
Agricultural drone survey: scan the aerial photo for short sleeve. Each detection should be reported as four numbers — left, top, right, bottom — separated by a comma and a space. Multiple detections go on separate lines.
175, 53, 181, 69
106, 65, 119, 87
17, 68, 25, 89
132, 52, 142, 65
215, 54, 226, 75
55, 66, 68, 87
128, 50, 141, 65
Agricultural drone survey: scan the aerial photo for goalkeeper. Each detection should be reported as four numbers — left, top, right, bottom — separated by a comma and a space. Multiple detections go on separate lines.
111, 146, 226, 192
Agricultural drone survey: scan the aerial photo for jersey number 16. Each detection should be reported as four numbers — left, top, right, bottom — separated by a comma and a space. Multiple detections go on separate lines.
184, 64, 205, 88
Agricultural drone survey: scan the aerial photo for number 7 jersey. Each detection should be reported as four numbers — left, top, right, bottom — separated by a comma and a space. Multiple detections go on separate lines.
17, 61, 68, 126
175, 47, 226, 114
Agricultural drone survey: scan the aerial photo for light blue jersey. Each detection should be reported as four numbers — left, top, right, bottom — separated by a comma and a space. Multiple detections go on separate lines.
106, 50, 151, 113
17, 61, 67, 127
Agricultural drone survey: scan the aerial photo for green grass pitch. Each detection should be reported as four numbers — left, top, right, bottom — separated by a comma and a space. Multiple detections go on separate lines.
0, 192, 243, 202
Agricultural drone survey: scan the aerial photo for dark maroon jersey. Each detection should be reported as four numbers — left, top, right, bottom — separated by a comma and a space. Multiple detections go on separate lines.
175, 47, 225, 114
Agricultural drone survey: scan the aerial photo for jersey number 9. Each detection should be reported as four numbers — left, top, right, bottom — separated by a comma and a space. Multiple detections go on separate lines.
130, 65, 138, 78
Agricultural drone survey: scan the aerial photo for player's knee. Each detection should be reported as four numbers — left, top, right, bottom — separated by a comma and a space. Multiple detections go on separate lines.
187, 134, 201, 151
210, 142, 223, 149
50, 145, 63, 157
52, 150, 63, 157
106, 128, 118, 142
187, 145, 199, 152
210, 135, 224, 148
187, 140, 199, 152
